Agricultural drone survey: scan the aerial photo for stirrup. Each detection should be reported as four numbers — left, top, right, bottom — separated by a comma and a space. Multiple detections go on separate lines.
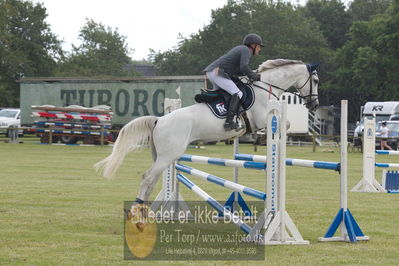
224, 121, 240, 131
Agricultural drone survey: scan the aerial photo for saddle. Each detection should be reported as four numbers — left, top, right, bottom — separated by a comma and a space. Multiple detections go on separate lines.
194, 79, 255, 119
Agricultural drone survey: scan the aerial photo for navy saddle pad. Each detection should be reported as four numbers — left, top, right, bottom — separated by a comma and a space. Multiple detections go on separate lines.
195, 83, 255, 119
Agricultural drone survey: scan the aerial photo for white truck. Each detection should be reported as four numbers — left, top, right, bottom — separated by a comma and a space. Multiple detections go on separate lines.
354, 101, 399, 137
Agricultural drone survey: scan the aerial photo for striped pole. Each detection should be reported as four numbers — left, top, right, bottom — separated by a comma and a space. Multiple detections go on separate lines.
34, 121, 111, 129
375, 163, 399, 168
235, 154, 340, 171
34, 128, 107, 136
176, 173, 252, 234
176, 164, 266, 201
179, 154, 265, 170
376, 150, 399, 155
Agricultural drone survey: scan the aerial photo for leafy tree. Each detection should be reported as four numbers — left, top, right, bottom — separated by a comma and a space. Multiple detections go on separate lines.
349, 0, 392, 21
329, 0, 399, 121
151, 0, 329, 78
150, 1, 254, 75
57, 19, 135, 77
301, 0, 351, 50
0, 0, 62, 106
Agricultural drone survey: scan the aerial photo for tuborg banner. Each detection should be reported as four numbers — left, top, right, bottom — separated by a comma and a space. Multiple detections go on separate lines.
19, 76, 205, 126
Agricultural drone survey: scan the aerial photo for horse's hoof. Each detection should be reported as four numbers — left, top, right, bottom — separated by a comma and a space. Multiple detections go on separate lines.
126, 210, 133, 220
136, 222, 145, 232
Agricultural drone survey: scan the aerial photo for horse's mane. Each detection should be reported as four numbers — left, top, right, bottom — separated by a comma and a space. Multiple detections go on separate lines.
257, 59, 303, 72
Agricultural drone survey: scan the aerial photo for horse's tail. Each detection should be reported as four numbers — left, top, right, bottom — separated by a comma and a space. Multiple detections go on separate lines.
94, 116, 158, 179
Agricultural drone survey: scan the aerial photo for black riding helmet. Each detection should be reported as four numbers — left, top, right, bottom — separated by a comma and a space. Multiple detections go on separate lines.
243, 33, 264, 47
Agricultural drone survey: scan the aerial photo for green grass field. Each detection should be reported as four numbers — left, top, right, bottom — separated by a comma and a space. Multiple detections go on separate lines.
1, 141, 398, 265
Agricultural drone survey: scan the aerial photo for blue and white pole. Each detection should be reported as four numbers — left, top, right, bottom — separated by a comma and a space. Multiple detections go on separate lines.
376, 150, 399, 155
175, 164, 266, 201
234, 154, 340, 171
179, 154, 265, 170
176, 173, 252, 234
375, 163, 399, 168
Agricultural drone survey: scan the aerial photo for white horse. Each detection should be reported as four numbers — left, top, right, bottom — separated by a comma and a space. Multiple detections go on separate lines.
95, 59, 319, 203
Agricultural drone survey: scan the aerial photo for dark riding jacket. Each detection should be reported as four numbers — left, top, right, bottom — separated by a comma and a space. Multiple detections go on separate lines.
203, 45, 258, 81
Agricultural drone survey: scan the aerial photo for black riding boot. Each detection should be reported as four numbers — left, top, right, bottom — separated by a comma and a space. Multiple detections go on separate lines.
224, 93, 241, 131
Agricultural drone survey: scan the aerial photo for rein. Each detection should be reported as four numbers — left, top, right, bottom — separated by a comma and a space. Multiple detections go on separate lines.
246, 71, 318, 106
250, 81, 284, 99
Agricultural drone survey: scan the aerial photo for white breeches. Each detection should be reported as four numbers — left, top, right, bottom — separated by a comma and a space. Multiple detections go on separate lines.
206, 69, 243, 99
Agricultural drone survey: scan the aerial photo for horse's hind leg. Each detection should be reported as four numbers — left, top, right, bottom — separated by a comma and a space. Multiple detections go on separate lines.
137, 142, 189, 202
136, 117, 192, 203
135, 133, 165, 202
137, 159, 171, 202
150, 136, 157, 162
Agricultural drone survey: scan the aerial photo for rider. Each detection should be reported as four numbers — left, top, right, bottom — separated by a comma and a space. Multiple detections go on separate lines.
203, 33, 263, 130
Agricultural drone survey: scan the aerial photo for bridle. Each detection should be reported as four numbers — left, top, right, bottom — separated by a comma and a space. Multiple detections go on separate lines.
248, 70, 318, 107
296, 71, 319, 107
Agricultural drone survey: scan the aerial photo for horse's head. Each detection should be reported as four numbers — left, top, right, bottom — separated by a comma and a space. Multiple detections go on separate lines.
256, 59, 320, 111
297, 63, 320, 111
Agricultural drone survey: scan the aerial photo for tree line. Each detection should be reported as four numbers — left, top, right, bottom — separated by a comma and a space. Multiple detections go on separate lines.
1, 0, 398, 121
0, 0, 136, 107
